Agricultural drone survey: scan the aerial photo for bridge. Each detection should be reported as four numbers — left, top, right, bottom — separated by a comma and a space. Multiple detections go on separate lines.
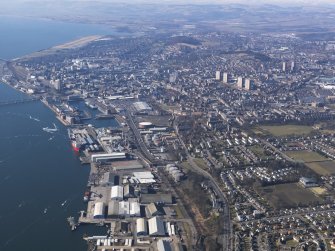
0, 97, 40, 107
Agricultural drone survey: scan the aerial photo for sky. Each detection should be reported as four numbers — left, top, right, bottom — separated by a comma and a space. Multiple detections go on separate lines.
0, 0, 334, 5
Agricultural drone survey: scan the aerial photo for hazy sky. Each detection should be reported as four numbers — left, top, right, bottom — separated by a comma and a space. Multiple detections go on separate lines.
0, 0, 334, 5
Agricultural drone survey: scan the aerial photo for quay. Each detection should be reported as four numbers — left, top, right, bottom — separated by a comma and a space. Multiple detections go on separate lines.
0, 97, 40, 107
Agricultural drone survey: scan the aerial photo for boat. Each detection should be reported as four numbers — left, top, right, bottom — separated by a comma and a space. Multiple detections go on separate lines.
72, 141, 81, 152
43, 123, 58, 133
61, 200, 67, 207
44, 208, 48, 214
67, 216, 78, 231
83, 191, 90, 202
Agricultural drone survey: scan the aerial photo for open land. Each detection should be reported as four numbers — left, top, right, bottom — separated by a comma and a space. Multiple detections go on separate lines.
257, 183, 323, 209
258, 125, 314, 137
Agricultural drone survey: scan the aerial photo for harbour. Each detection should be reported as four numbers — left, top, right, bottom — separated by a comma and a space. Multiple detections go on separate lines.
0, 15, 122, 251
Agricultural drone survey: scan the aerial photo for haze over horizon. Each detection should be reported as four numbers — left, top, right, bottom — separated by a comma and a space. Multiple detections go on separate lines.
0, 0, 335, 6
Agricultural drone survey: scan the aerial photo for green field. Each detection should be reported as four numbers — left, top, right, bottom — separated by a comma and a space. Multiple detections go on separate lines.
259, 125, 314, 137
248, 145, 269, 160
306, 161, 335, 175
258, 183, 323, 209
285, 150, 328, 162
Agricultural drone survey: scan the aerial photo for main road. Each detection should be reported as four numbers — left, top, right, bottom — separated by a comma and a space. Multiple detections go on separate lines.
125, 110, 200, 249
174, 122, 233, 250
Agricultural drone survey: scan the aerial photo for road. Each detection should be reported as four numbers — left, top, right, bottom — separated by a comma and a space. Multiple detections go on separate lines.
174, 123, 233, 250
124, 111, 200, 249
260, 139, 295, 162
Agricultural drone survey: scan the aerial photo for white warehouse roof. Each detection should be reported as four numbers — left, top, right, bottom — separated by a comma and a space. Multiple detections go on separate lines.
91, 152, 126, 162
148, 216, 165, 236
133, 171, 155, 179
93, 202, 105, 217
136, 218, 148, 235
133, 101, 152, 112
111, 185, 124, 200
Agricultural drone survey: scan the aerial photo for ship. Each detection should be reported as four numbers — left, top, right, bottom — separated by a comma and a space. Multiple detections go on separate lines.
67, 216, 78, 231
71, 140, 81, 152
83, 191, 90, 202
43, 123, 58, 133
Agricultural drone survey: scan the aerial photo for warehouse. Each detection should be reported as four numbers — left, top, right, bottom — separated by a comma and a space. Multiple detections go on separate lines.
133, 101, 152, 113
93, 202, 105, 219
146, 203, 162, 217
129, 201, 141, 216
140, 194, 173, 204
136, 218, 148, 236
157, 239, 172, 251
107, 201, 119, 217
148, 216, 165, 236
91, 152, 126, 163
130, 171, 156, 184
118, 201, 130, 216
111, 185, 124, 200
124, 184, 135, 198
107, 201, 141, 217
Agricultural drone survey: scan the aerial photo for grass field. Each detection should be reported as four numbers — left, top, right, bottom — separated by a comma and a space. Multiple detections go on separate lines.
284, 150, 335, 175
248, 145, 269, 160
194, 158, 209, 171
258, 183, 323, 209
259, 125, 314, 137
285, 150, 328, 162
306, 161, 335, 175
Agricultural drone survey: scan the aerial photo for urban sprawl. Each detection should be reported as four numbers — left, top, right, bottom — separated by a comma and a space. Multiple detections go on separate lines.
1, 30, 335, 251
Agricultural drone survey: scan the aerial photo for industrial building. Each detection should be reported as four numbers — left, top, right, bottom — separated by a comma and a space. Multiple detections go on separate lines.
93, 202, 105, 219
130, 171, 156, 184
133, 101, 152, 114
146, 203, 163, 217
108, 201, 119, 217
157, 239, 172, 251
111, 185, 124, 200
100, 172, 117, 187
300, 177, 318, 188
140, 194, 173, 204
107, 200, 141, 217
148, 216, 165, 236
91, 152, 126, 162
136, 218, 148, 236
124, 184, 135, 198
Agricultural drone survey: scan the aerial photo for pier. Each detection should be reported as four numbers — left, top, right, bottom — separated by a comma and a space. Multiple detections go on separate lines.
0, 97, 40, 107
